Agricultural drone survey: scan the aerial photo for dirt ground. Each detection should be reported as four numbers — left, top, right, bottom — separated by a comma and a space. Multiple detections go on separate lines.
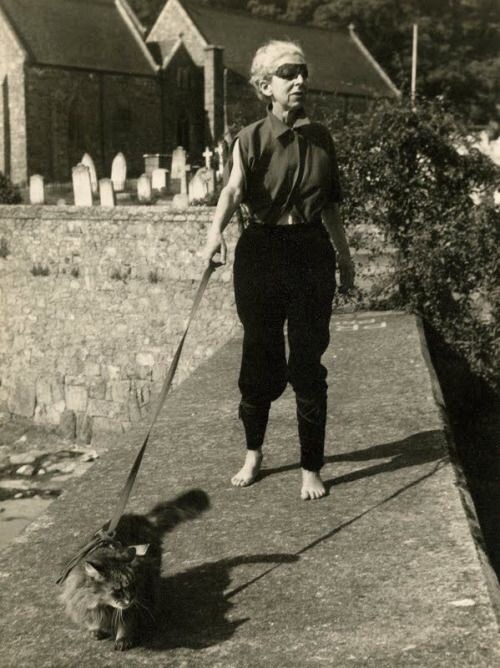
0, 414, 99, 549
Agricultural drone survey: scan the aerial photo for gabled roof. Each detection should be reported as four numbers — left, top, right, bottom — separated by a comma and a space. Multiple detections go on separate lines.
178, 0, 398, 98
0, 0, 157, 76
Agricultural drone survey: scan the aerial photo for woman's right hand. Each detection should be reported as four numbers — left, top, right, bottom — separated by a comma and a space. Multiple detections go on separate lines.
198, 229, 227, 266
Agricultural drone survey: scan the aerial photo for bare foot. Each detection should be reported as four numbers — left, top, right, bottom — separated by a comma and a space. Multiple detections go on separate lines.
231, 449, 263, 487
301, 469, 326, 500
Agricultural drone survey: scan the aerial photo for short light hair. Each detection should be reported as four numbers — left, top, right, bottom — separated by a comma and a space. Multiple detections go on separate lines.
249, 40, 306, 101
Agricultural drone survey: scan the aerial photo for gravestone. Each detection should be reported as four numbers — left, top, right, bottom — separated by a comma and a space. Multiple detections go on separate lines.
171, 146, 187, 179
29, 174, 45, 204
72, 164, 93, 206
172, 165, 189, 209
137, 174, 153, 203
111, 152, 127, 192
152, 168, 168, 191
99, 178, 115, 207
81, 153, 98, 193
143, 153, 168, 176
202, 146, 213, 169
215, 142, 225, 181
188, 166, 215, 203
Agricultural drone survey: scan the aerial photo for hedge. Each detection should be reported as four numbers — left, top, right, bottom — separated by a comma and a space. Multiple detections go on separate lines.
318, 98, 499, 389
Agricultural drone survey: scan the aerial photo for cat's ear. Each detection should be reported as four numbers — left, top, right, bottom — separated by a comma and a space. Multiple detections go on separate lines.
130, 544, 149, 557
84, 560, 105, 580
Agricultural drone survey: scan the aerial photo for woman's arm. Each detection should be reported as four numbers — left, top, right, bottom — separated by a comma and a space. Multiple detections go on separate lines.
199, 140, 245, 265
321, 203, 355, 291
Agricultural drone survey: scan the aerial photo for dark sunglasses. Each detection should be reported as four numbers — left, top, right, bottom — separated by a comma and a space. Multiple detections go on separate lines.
273, 63, 309, 81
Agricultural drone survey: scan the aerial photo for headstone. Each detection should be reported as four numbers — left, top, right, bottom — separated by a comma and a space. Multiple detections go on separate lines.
99, 178, 116, 207
81, 153, 98, 193
29, 174, 45, 204
143, 153, 168, 176
72, 164, 93, 206
215, 141, 225, 181
171, 146, 187, 179
111, 152, 127, 192
172, 165, 189, 209
152, 168, 168, 191
188, 166, 215, 203
137, 173, 153, 203
202, 146, 213, 169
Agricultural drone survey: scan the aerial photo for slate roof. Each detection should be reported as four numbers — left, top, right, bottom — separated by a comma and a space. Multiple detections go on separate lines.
181, 0, 397, 98
0, 0, 156, 75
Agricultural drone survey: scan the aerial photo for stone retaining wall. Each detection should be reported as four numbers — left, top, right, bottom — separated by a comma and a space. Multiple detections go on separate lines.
0, 204, 395, 443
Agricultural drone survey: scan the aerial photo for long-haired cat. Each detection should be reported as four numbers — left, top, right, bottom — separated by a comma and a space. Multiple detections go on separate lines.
59, 489, 209, 650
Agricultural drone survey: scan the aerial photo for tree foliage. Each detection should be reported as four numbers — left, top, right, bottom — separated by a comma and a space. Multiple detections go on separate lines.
324, 98, 500, 387
133, 0, 500, 125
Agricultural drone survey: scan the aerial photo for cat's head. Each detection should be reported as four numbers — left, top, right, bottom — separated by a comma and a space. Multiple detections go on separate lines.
82, 547, 139, 609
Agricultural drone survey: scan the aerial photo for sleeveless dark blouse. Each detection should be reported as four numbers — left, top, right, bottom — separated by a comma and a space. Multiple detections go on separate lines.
226, 107, 343, 225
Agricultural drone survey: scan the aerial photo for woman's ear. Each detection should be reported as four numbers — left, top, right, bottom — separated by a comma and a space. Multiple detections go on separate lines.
259, 78, 272, 100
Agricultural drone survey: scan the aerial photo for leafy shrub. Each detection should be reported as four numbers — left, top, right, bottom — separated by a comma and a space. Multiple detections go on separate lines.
0, 171, 21, 204
323, 98, 499, 388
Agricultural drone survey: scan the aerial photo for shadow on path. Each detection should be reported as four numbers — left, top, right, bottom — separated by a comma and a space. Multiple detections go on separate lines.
259, 430, 446, 492
147, 553, 299, 651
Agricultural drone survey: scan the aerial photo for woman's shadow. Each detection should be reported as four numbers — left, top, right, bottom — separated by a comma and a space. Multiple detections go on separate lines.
259, 429, 447, 492
146, 552, 299, 650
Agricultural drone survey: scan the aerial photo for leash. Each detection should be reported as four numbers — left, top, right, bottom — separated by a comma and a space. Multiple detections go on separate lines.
56, 258, 221, 584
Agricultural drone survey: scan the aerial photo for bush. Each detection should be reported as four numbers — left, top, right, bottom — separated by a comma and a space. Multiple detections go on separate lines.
0, 171, 21, 204
322, 98, 499, 389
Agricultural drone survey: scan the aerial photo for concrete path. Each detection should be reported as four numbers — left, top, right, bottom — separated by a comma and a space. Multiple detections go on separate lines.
0, 312, 498, 667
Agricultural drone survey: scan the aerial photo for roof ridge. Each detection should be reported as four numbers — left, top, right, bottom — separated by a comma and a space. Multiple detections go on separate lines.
181, 0, 347, 35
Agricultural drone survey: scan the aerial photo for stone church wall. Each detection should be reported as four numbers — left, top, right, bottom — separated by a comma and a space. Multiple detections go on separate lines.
0, 17, 27, 184
25, 67, 163, 182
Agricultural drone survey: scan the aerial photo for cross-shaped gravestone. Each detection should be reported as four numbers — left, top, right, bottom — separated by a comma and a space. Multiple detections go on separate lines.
202, 147, 213, 169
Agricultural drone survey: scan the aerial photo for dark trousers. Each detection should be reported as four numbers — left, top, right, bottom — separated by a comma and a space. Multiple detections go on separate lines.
233, 222, 336, 471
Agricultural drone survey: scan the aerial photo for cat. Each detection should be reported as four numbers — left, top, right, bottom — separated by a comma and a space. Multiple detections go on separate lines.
59, 489, 209, 651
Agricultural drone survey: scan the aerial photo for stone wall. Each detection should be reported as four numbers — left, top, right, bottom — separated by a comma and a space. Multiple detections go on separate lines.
0, 205, 239, 443
0, 203, 395, 444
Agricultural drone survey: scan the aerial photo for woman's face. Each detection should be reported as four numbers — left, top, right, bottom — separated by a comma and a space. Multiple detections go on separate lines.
260, 52, 308, 112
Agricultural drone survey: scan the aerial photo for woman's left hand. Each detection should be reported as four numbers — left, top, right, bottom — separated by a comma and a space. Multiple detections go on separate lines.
338, 255, 355, 293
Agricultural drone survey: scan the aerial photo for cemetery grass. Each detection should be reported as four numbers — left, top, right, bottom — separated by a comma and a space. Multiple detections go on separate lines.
424, 322, 500, 580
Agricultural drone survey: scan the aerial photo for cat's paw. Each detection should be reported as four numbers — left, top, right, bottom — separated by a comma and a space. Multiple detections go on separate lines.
91, 629, 110, 640
114, 637, 134, 651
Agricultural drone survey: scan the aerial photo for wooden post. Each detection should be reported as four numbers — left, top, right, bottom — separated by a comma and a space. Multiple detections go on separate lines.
411, 23, 418, 109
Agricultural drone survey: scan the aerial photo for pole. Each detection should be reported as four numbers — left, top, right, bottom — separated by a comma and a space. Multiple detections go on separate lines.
411, 23, 418, 108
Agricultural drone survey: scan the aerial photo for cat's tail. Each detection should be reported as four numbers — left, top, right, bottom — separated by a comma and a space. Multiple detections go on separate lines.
147, 489, 210, 535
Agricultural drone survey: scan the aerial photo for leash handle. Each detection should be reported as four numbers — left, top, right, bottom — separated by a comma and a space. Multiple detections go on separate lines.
57, 262, 218, 582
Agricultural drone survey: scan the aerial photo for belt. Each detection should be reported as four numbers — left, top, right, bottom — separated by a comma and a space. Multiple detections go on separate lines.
275, 211, 306, 226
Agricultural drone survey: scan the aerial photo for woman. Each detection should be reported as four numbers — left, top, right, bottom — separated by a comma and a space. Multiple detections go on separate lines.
200, 40, 355, 500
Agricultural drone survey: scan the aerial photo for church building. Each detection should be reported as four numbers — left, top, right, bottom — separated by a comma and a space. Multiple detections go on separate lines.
0, 0, 399, 185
